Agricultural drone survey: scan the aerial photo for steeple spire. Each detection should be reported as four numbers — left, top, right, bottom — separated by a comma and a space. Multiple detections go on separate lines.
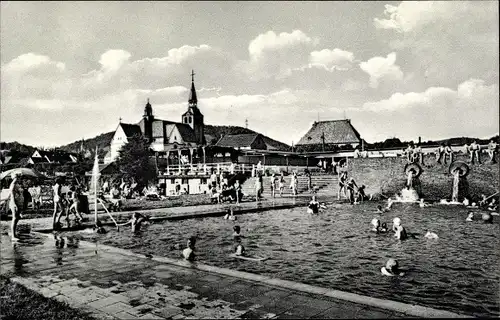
188, 70, 198, 106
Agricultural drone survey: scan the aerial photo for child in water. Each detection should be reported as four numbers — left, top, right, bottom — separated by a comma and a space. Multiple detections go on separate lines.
117, 213, 150, 233
182, 236, 196, 261
466, 212, 474, 222
392, 217, 408, 240
232, 225, 243, 238
376, 205, 389, 214
381, 259, 404, 276
234, 237, 245, 256
224, 208, 236, 220
93, 220, 107, 234
371, 218, 380, 232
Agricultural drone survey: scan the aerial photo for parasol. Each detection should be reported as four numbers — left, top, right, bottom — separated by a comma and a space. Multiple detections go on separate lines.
404, 163, 422, 178
449, 161, 469, 177
0, 168, 46, 180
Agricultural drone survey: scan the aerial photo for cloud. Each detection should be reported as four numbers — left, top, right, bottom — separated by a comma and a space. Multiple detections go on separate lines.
1, 52, 65, 73
373, 2, 441, 33
238, 30, 318, 80
300, 48, 355, 72
359, 52, 403, 88
359, 79, 499, 141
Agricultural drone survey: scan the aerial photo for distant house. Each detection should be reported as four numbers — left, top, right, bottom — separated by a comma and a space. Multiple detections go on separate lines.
28, 149, 79, 165
215, 133, 267, 150
0, 153, 25, 165
296, 119, 362, 151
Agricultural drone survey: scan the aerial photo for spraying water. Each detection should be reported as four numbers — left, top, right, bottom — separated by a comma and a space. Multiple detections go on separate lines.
451, 169, 461, 203
91, 147, 100, 223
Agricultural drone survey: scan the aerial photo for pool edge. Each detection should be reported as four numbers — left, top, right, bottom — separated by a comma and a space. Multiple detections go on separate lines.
33, 231, 473, 319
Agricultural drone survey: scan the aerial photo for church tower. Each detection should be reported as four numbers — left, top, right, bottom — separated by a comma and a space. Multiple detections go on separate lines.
143, 98, 154, 143
182, 70, 205, 145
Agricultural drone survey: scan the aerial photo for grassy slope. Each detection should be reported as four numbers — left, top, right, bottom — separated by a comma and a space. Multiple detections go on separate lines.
0, 276, 95, 320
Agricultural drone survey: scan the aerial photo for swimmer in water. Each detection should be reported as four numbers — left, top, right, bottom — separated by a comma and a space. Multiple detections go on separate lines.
392, 217, 408, 240
307, 196, 320, 214
93, 220, 107, 234
376, 205, 389, 214
117, 213, 149, 233
419, 199, 430, 208
462, 197, 470, 206
424, 231, 439, 239
482, 212, 493, 224
381, 259, 404, 276
234, 237, 246, 256
380, 222, 388, 233
182, 236, 196, 261
466, 212, 474, 222
224, 208, 237, 221
232, 225, 243, 238
371, 218, 381, 232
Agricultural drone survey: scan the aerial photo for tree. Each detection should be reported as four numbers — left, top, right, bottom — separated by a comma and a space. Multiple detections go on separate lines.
116, 134, 156, 187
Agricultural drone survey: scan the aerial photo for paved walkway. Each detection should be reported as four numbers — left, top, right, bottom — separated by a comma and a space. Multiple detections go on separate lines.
1, 232, 467, 319
1, 196, 311, 232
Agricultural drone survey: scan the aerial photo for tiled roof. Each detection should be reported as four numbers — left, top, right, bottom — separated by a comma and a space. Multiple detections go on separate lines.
120, 123, 143, 138
296, 120, 362, 145
216, 133, 260, 148
176, 124, 197, 143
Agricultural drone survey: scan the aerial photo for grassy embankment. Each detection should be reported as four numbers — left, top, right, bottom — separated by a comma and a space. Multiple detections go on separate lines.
0, 276, 95, 320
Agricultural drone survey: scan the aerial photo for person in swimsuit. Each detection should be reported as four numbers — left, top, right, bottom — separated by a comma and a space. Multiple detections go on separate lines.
436, 144, 445, 164
234, 180, 242, 204
338, 172, 348, 200
29, 182, 42, 214
307, 196, 320, 214
487, 140, 497, 164
278, 173, 285, 197
469, 140, 481, 164
346, 178, 358, 205
444, 142, 454, 164
182, 236, 196, 261
405, 143, 414, 163
392, 217, 408, 240
466, 212, 474, 222
413, 143, 423, 164
255, 174, 263, 201
381, 259, 404, 276
8, 173, 24, 241
52, 178, 64, 230
233, 225, 243, 238
371, 218, 381, 232
270, 174, 277, 198
93, 220, 107, 234
224, 208, 237, 220
117, 212, 149, 233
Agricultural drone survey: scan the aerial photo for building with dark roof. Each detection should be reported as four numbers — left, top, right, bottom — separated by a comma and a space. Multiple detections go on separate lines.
106, 70, 206, 164
215, 133, 267, 150
296, 119, 362, 151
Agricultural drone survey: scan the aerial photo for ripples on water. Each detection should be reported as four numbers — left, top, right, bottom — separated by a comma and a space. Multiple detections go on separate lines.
65, 203, 499, 317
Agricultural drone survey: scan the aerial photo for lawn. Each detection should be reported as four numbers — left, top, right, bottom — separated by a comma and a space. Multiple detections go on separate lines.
0, 276, 96, 320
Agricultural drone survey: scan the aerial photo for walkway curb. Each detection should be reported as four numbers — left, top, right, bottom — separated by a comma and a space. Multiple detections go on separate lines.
34, 231, 471, 319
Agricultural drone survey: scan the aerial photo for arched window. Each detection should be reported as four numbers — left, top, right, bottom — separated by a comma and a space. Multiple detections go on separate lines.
189, 117, 192, 124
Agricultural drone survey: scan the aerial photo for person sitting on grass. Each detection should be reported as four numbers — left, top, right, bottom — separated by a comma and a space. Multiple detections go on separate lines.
183, 236, 196, 261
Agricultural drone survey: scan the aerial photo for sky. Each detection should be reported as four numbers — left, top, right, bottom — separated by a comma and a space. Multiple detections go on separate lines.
1, 1, 499, 148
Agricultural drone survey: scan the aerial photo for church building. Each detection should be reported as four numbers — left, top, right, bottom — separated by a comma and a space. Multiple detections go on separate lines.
104, 71, 205, 164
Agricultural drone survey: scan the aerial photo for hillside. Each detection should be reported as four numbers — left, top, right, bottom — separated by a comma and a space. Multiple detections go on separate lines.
59, 125, 291, 153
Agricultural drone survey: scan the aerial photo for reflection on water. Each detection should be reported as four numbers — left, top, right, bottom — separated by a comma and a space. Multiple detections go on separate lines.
61, 203, 499, 317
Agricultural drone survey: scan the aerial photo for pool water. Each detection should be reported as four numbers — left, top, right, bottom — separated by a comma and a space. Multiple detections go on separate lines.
61, 203, 499, 317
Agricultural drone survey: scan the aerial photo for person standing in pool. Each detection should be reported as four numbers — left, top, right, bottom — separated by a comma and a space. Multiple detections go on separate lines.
255, 174, 263, 201
338, 172, 348, 200
183, 236, 196, 261
381, 259, 404, 276
346, 178, 358, 205
392, 217, 408, 240
307, 196, 320, 214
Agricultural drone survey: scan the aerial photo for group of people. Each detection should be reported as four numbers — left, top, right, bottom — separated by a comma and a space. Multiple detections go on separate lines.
337, 172, 369, 204
52, 178, 91, 230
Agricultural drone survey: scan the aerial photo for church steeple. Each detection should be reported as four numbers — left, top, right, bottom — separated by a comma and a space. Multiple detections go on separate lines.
182, 69, 205, 145
143, 98, 154, 143
144, 98, 153, 117
188, 70, 198, 106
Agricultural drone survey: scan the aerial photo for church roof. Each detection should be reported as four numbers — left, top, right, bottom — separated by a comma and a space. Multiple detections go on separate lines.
216, 133, 261, 148
188, 81, 197, 105
120, 123, 143, 138
296, 119, 362, 145
176, 123, 198, 143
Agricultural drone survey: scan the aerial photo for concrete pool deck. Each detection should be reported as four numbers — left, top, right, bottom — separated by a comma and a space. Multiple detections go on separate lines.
1, 196, 312, 232
0, 232, 470, 319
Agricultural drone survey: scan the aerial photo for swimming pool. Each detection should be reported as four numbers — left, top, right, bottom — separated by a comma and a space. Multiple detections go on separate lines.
60, 203, 499, 317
